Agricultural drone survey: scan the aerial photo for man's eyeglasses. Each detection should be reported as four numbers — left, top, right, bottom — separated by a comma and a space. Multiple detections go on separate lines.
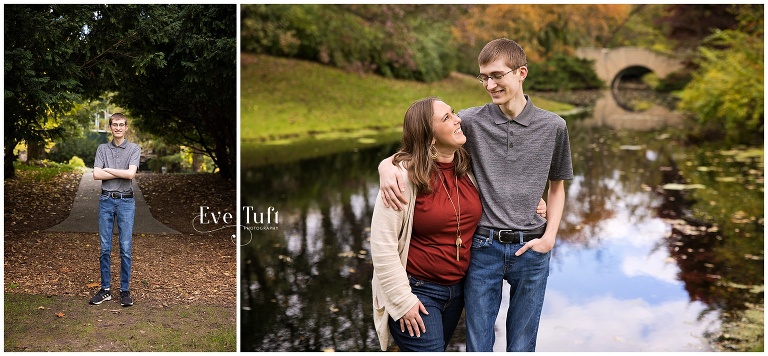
476, 64, 526, 84
111, 123, 127, 128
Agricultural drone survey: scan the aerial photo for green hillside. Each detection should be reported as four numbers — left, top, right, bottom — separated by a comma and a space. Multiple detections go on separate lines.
240, 54, 573, 142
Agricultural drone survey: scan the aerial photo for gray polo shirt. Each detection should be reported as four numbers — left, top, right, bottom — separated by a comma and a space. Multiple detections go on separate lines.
458, 95, 573, 230
93, 139, 141, 193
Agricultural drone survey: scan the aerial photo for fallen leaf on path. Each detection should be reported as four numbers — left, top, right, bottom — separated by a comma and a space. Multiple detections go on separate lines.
86, 282, 99, 288
56, 312, 65, 318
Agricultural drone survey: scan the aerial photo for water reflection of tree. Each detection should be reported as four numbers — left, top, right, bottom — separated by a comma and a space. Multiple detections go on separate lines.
241, 144, 398, 351
655, 145, 764, 350
560, 123, 672, 246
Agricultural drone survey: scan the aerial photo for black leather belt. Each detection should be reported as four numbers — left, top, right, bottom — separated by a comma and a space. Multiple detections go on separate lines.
101, 190, 134, 198
476, 225, 546, 244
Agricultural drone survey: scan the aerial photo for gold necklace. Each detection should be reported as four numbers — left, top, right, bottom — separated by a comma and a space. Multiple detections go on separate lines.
440, 170, 462, 261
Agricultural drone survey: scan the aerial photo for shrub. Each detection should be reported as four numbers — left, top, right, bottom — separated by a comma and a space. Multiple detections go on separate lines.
678, 29, 763, 144
147, 154, 183, 173
241, 4, 459, 82
48, 132, 106, 167
654, 70, 692, 92
526, 54, 604, 91
68, 156, 86, 168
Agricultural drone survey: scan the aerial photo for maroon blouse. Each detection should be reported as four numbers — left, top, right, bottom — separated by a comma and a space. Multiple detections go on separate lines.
406, 161, 482, 285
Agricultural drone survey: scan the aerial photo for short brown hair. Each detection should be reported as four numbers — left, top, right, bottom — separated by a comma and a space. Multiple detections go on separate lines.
109, 113, 128, 126
478, 38, 527, 70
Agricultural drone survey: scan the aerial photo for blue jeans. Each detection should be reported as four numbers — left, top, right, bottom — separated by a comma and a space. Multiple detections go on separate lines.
388, 276, 464, 351
464, 232, 551, 352
98, 195, 135, 291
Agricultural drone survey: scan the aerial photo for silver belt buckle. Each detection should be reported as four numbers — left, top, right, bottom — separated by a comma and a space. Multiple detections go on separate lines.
496, 229, 517, 243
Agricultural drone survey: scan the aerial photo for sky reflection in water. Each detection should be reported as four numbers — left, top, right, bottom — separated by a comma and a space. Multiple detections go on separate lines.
526, 181, 719, 351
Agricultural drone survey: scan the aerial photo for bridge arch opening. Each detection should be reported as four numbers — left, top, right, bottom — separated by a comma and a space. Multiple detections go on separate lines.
611, 65, 656, 112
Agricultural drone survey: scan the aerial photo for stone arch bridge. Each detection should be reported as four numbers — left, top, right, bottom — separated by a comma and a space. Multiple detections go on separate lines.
576, 47, 685, 87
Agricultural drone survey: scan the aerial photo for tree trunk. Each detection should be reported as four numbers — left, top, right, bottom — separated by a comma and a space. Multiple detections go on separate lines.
4, 140, 18, 179
214, 141, 234, 180
192, 153, 203, 172
27, 141, 46, 161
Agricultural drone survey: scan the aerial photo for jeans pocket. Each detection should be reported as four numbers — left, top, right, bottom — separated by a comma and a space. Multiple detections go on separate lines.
408, 275, 424, 287
471, 235, 491, 249
527, 249, 548, 257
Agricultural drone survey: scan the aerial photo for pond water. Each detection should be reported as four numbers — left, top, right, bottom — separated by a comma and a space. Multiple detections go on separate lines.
240, 91, 763, 351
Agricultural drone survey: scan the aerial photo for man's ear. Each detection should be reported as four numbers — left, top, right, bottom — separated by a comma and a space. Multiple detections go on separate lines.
519, 66, 528, 81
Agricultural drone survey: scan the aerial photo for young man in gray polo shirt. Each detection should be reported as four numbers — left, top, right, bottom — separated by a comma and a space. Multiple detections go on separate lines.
89, 113, 141, 307
378, 38, 573, 351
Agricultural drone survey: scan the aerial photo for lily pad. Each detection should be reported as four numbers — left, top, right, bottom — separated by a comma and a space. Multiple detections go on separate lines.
662, 183, 707, 190
265, 139, 295, 146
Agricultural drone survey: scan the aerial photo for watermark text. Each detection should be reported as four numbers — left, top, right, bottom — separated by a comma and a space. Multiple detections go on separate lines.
192, 205, 280, 246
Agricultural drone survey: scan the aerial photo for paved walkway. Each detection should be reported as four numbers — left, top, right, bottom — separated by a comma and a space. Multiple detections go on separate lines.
46, 171, 180, 234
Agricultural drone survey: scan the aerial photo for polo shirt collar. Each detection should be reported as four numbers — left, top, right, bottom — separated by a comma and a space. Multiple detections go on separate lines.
110, 139, 130, 149
493, 94, 534, 127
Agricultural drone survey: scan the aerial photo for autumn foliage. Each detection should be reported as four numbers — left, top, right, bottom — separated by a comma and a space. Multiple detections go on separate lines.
240, 4, 631, 81
452, 4, 631, 62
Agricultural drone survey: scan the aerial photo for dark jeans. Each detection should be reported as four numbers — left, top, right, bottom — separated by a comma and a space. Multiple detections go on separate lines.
388, 276, 464, 351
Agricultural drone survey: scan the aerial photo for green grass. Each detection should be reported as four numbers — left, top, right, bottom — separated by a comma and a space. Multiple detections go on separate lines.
241, 54, 573, 142
241, 127, 403, 168
13, 160, 82, 181
4, 293, 236, 352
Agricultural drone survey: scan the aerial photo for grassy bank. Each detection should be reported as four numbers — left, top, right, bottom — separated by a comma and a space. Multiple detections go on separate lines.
240, 54, 573, 142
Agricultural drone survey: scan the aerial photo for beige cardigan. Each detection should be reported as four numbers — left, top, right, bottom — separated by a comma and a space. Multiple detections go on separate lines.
370, 165, 477, 351
370, 165, 418, 351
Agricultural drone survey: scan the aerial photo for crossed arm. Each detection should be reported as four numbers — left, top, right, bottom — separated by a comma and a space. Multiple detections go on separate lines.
93, 165, 138, 180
